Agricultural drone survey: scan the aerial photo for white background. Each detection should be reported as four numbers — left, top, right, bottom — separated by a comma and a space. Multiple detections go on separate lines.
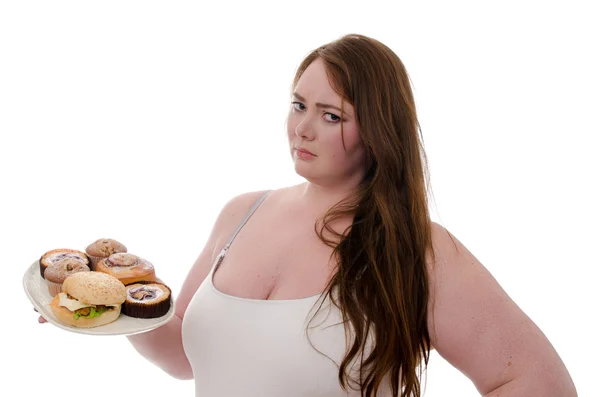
1, 1, 597, 395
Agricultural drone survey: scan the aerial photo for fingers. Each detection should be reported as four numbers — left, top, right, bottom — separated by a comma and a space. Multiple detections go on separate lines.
34, 307, 47, 323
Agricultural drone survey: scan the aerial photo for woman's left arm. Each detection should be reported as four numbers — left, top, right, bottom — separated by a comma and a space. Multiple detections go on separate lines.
426, 222, 577, 396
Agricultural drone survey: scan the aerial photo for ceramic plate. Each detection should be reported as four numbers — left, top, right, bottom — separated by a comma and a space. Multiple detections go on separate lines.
23, 260, 175, 336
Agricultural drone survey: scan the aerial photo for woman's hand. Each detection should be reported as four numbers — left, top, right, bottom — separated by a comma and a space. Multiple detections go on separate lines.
34, 308, 47, 323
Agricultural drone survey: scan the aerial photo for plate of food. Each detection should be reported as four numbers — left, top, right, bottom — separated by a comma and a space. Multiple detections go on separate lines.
23, 242, 175, 336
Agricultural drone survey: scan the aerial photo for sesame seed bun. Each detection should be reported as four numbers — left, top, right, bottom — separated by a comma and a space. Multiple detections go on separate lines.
62, 271, 127, 305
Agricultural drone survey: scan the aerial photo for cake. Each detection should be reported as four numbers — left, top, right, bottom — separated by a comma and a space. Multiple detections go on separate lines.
39, 248, 90, 278
43, 257, 90, 297
85, 238, 127, 270
122, 281, 171, 318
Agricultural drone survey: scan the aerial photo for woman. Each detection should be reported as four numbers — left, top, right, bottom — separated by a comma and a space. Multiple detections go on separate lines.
40, 34, 577, 396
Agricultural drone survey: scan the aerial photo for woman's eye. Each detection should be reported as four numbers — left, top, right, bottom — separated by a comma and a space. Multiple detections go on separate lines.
324, 113, 341, 123
291, 101, 341, 123
291, 101, 305, 111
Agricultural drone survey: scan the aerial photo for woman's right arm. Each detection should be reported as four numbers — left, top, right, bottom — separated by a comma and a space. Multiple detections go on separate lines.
125, 190, 269, 380
125, 243, 214, 380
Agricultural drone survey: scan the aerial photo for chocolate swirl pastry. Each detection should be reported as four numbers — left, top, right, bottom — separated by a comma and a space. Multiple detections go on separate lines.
95, 253, 156, 285
39, 249, 90, 278
122, 282, 171, 318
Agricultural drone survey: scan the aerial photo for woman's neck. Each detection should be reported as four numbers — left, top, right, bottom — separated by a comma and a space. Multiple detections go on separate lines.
295, 181, 358, 213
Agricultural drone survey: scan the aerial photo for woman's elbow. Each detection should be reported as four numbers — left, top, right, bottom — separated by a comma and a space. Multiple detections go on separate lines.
167, 367, 194, 381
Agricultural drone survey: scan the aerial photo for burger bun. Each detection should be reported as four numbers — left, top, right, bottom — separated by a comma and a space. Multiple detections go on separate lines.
62, 271, 127, 305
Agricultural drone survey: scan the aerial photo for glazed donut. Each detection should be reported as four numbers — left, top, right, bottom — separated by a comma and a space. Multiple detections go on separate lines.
95, 253, 156, 285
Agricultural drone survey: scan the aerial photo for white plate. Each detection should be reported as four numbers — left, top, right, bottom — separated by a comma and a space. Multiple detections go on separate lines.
23, 260, 175, 336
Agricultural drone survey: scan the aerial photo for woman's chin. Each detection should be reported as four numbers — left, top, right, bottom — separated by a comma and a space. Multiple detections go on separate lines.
293, 163, 315, 179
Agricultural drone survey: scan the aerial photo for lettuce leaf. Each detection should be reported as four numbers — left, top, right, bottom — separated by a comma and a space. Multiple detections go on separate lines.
73, 306, 107, 320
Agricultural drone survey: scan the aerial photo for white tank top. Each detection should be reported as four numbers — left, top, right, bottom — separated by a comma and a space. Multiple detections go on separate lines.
181, 191, 393, 396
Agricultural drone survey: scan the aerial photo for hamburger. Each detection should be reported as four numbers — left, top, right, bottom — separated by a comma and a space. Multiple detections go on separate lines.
50, 271, 127, 328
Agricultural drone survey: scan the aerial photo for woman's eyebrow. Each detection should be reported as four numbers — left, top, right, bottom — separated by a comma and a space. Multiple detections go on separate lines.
292, 92, 343, 113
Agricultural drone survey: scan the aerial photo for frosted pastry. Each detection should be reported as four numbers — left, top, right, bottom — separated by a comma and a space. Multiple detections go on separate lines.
122, 282, 171, 319
39, 249, 90, 278
95, 253, 156, 285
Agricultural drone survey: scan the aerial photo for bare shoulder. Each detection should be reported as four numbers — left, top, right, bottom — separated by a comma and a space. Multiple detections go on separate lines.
209, 189, 274, 257
174, 188, 272, 317
425, 221, 576, 395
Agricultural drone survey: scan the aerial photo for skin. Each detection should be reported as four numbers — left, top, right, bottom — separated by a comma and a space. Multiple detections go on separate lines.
286, 58, 367, 206
37, 58, 577, 396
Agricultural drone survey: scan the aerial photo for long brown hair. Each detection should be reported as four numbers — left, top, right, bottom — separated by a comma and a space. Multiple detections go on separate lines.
293, 34, 435, 396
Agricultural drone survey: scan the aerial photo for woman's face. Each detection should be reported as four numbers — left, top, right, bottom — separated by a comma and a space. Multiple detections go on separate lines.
286, 58, 366, 188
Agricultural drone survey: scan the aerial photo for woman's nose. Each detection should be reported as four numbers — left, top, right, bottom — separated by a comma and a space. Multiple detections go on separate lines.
295, 117, 316, 140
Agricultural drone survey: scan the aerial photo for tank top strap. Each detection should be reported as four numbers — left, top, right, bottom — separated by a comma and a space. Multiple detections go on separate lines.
210, 190, 273, 273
